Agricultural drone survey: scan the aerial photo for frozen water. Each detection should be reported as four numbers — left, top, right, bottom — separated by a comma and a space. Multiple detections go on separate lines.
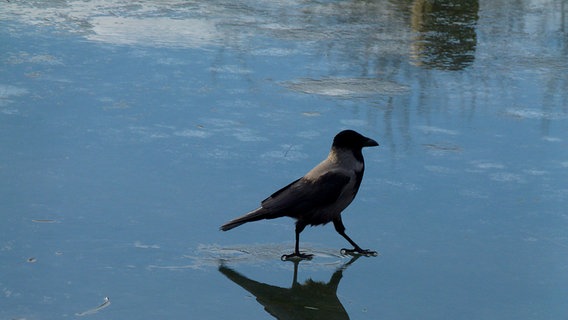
1, 0, 568, 319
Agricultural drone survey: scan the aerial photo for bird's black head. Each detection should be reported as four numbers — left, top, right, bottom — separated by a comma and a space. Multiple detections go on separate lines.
332, 130, 379, 150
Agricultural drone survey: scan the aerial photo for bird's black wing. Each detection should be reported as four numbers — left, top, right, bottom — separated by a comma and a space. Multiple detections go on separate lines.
260, 171, 351, 216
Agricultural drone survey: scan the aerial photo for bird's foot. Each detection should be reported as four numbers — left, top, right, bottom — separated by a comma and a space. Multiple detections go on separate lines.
281, 252, 314, 261
340, 248, 378, 257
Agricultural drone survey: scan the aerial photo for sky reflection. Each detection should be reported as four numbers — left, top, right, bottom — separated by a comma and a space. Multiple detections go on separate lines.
1, 0, 568, 319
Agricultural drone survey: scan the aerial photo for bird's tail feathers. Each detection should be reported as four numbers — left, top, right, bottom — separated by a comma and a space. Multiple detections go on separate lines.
220, 207, 268, 231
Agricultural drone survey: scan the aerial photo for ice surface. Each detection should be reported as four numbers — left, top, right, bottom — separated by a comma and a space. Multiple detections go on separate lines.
1, 1, 568, 319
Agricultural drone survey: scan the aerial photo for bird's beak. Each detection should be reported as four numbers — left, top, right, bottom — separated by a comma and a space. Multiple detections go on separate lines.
364, 138, 379, 147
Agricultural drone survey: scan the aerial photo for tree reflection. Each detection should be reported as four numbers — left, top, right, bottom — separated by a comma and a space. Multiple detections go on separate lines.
410, 0, 479, 70
3, 0, 566, 139
219, 257, 361, 320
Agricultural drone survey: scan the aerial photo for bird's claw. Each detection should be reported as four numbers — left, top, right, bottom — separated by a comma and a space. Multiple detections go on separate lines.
340, 248, 378, 257
281, 252, 314, 261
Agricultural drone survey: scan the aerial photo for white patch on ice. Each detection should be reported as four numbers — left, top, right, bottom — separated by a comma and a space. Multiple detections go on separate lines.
424, 165, 455, 174
380, 179, 420, 191
134, 241, 160, 249
252, 48, 299, 56
470, 161, 505, 170
209, 65, 252, 74
489, 172, 525, 183
282, 78, 409, 97
0, 85, 28, 112
88, 17, 223, 48
522, 169, 548, 176
542, 136, 562, 142
261, 144, 309, 161
174, 129, 210, 138
233, 129, 268, 142
505, 108, 568, 120
204, 148, 239, 160
459, 189, 489, 199
296, 130, 321, 139
0, 85, 28, 99
417, 126, 459, 135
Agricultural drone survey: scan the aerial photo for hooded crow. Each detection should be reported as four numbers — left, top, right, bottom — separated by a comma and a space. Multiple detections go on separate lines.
220, 130, 379, 260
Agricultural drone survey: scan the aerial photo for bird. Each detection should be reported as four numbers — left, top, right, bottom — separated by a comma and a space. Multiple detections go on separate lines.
220, 129, 379, 260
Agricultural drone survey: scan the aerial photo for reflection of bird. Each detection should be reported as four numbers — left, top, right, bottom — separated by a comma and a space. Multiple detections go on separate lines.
218, 257, 360, 320
220, 130, 379, 260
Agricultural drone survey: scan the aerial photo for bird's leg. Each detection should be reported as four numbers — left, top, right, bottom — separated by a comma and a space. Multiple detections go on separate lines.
333, 217, 378, 257
281, 222, 313, 261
